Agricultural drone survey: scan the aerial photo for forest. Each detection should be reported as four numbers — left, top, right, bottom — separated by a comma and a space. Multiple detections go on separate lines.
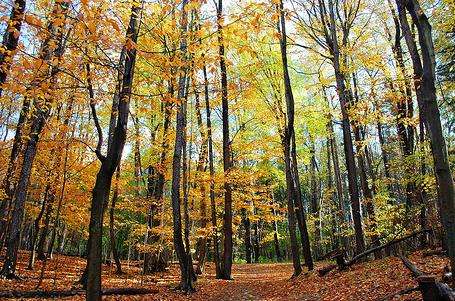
0, 0, 454, 300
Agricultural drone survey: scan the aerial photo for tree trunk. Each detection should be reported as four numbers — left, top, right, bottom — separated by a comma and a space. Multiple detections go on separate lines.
27, 187, 49, 270
326, 0, 365, 254
194, 83, 209, 274
203, 62, 222, 278
272, 205, 282, 261
0, 0, 70, 278
36, 195, 53, 260
143, 94, 172, 274
0, 97, 30, 247
169, 0, 194, 292
216, 0, 233, 280
242, 208, 252, 263
109, 166, 122, 274
310, 139, 320, 257
398, 0, 455, 284
0, 0, 26, 97
86, 3, 141, 299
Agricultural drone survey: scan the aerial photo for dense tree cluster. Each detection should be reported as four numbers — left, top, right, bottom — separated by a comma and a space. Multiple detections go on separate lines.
0, 0, 453, 299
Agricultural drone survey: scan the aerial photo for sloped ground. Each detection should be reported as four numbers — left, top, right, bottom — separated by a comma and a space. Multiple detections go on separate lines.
0, 250, 449, 300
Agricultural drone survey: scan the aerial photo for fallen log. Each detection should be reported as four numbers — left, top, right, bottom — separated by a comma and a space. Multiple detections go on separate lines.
347, 229, 430, 266
318, 264, 337, 276
0, 287, 158, 299
422, 248, 446, 257
400, 255, 424, 277
378, 286, 419, 300
400, 256, 455, 301
317, 229, 430, 276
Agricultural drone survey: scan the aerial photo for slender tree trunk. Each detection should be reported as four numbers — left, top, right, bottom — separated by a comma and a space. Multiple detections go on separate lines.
48, 99, 74, 258
277, 0, 310, 276
0, 0, 70, 278
216, 0, 234, 280
399, 0, 455, 283
0, 0, 26, 97
109, 166, 122, 274
253, 218, 260, 263
27, 187, 49, 269
325, 94, 346, 225
0, 97, 30, 247
203, 62, 221, 278
309, 139, 320, 256
36, 195, 53, 260
85, 4, 141, 299
143, 94, 172, 274
194, 84, 209, 274
169, 0, 194, 292
326, 0, 365, 254
272, 205, 282, 261
242, 208, 252, 263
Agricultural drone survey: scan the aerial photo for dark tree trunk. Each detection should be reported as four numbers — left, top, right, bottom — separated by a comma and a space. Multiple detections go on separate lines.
170, 0, 194, 292
254, 219, 260, 263
0, 0, 26, 97
109, 167, 122, 274
216, 0, 233, 280
0, 0, 70, 278
309, 139, 320, 256
278, 0, 311, 276
242, 208, 252, 263
203, 62, 222, 278
86, 4, 141, 299
272, 205, 282, 261
36, 195, 53, 260
282, 138, 302, 276
0, 97, 30, 247
27, 187, 49, 270
326, 0, 365, 254
397, 0, 455, 283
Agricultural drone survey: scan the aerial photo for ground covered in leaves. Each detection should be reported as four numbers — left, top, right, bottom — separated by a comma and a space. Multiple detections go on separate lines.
0, 250, 450, 300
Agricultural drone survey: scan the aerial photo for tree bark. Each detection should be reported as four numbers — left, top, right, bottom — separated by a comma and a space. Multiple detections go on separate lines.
278, 0, 312, 275
194, 82, 209, 274
170, 0, 194, 292
242, 208, 252, 263
85, 3, 141, 299
0, 0, 70, 278
0, 0, 26, 97
203, 61, 222, 277
109, 166, 122, 274
398, 0, 455, 284
27, 187, 49, 269
216, 0, 233, 280
326, 0, 365, 254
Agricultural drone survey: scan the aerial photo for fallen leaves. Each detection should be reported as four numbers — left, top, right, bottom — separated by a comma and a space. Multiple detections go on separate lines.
0, 249, 450, 300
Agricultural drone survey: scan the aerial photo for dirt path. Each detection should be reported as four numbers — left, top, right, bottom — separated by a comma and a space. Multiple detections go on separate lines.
197, 263, 295, 301
1, 251, 448, 300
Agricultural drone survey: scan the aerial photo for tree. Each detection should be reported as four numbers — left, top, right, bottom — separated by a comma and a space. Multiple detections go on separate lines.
169, 0, 194, 292
85, 2, 142, 299
216, 0, 234, 280
396, 0, 455, 284
0, 0, 26, 97
278, 0, 313, 275
0, 0, 70, 278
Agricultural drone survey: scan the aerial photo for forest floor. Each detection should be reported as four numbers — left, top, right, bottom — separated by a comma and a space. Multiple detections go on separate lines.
0, 249, 450, 300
